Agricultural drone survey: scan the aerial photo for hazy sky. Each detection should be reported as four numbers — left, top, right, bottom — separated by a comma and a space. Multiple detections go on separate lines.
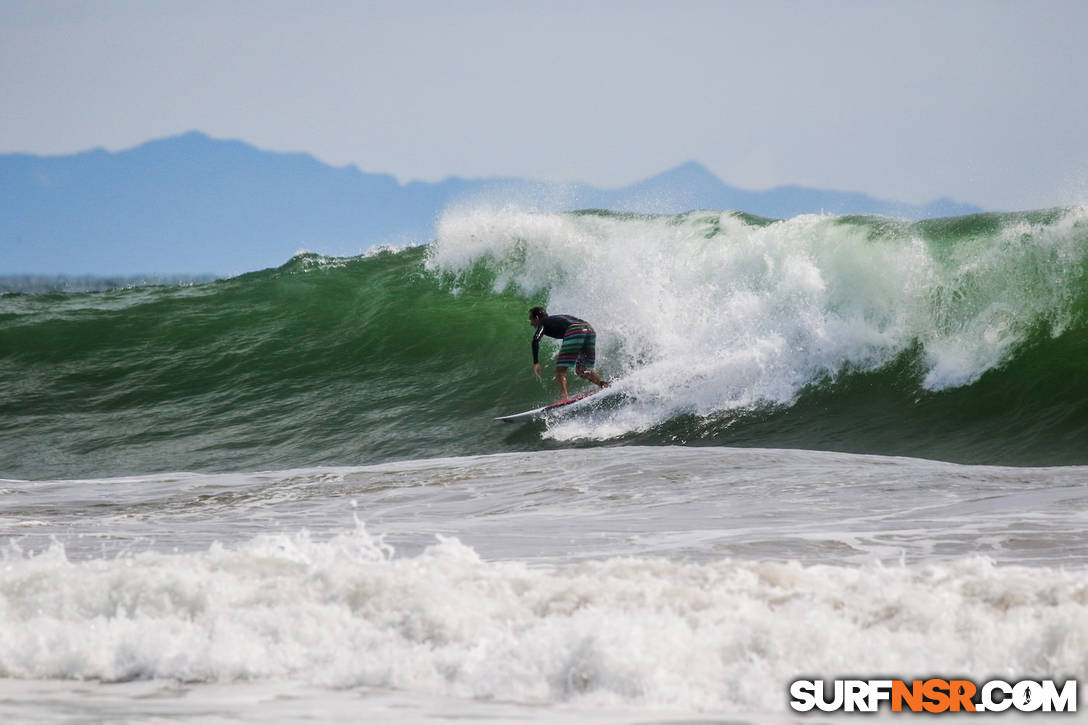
2, 0, 1087, 210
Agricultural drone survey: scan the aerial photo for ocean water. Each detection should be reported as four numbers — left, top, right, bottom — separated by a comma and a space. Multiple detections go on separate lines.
1, 206, 1087, 723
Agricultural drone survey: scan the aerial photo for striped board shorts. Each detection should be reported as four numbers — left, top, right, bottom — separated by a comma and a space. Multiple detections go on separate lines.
556, 323, 596, 369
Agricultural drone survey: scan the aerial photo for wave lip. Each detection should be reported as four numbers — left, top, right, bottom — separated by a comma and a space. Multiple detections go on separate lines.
2, 206, 1088, 476
429, 205, 1088, 462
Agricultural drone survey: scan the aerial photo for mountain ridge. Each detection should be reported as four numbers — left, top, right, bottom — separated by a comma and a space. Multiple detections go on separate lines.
1, 132, 983, 275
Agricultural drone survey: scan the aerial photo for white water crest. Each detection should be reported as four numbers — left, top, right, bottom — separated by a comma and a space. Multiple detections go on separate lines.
2, 446, 1086, 722
427, 206, 1087, 440
1, 526, 1086, 712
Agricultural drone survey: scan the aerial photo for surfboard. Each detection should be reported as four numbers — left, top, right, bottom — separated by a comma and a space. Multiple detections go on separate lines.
495, 390, 602, 423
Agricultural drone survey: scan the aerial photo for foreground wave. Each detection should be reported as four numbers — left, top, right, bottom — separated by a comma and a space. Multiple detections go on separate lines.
2, 524, 1084, 711
2, 206, 1087, 477
2, 444, 1085, 720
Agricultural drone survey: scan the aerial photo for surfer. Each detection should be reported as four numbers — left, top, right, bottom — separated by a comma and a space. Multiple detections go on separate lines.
529, 306, 610, 402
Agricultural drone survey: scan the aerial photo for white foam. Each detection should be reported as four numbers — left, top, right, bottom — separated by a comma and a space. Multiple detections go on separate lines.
426, 206, 1087, 439
0, 525, 1084, 712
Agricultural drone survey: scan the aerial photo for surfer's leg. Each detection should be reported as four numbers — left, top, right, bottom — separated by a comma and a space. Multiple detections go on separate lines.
572, 328, 608, 387
555, 327, 588, 401
576, 364, 610, 388
554, 367, 570, 401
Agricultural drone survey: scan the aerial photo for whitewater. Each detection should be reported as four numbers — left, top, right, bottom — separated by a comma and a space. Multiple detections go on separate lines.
428, 206, 1086, 447
2, 205, 1087, 723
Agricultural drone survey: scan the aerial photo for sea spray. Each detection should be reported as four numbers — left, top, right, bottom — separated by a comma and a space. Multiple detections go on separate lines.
3, 207, 1088, 476
428, 206, 1088, 451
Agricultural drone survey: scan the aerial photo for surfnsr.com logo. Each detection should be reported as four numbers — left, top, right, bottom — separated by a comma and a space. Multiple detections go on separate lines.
789, 679, 1077, 713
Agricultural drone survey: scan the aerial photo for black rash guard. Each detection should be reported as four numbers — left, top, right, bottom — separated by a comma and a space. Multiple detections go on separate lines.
531, 314, 587, 364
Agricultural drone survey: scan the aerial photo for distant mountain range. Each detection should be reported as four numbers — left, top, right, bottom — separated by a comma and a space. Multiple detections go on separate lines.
1, 132, 982, 275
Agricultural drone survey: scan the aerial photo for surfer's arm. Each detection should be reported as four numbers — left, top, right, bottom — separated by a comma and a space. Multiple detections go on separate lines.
531, 325, 544, 365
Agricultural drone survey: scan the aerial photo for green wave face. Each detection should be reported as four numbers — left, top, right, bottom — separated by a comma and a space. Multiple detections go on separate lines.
3, 205, 1088, 478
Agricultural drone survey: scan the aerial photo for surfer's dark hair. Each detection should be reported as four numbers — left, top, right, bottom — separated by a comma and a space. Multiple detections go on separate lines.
529, 306, 547, 320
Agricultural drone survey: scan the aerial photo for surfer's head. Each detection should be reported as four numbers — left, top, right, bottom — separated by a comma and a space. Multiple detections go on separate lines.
529, 306, 547, 325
